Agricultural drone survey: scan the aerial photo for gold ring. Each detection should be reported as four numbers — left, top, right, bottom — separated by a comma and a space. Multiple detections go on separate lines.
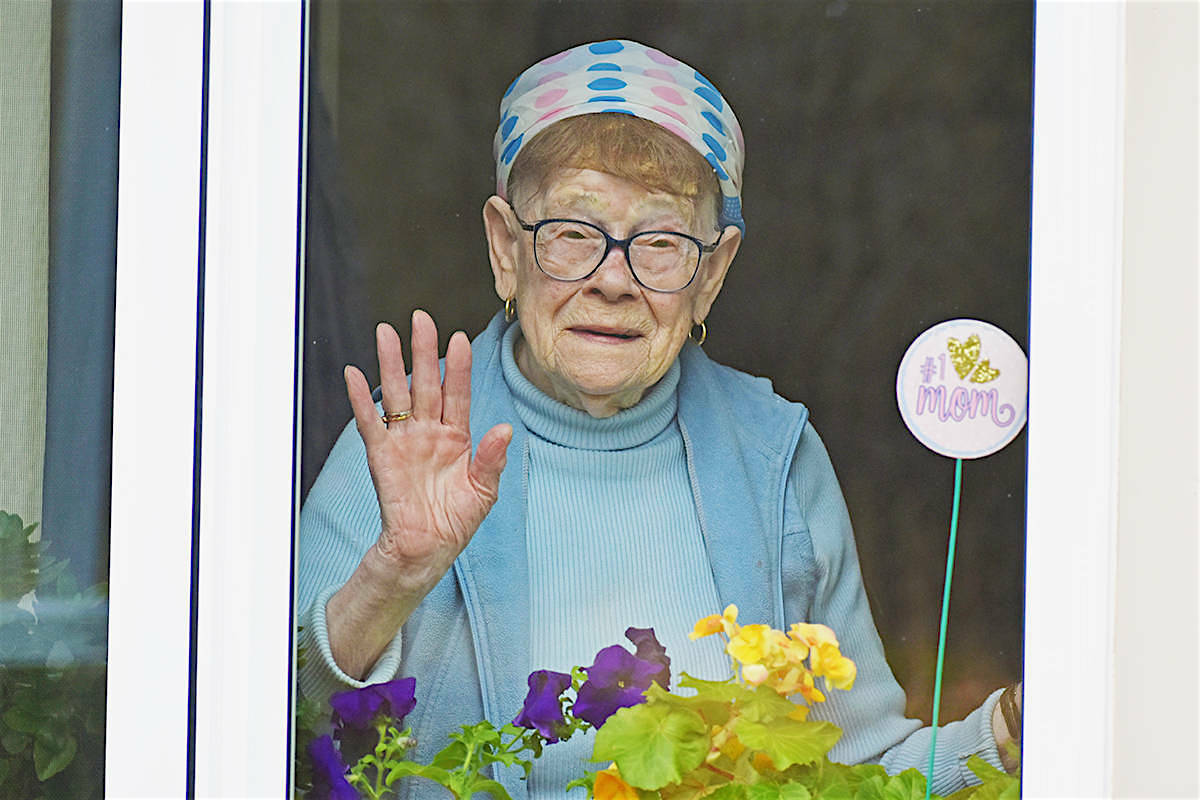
381, 409, 413, 424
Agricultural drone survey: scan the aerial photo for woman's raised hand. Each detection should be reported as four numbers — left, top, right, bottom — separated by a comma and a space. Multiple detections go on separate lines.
328, 310, 511, 678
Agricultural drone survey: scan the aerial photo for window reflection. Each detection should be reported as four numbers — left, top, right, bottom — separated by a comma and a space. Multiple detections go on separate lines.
0, 1, 119, 796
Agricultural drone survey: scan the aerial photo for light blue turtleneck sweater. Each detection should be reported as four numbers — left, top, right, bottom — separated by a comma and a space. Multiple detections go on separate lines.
501, 324, 729, 796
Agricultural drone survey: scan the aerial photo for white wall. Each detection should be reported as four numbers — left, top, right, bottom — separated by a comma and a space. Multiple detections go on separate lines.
1113, 2, 1199, 797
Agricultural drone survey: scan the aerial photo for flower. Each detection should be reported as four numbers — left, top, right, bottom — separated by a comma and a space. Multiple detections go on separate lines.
573, 644, 661, 727
742, 663, 769, 685
726, 623, 773, 666
513, 669, 572, 741
307, 735, 358, 800
689, 604, 739, 640
594, 766, 639, 800
624, 627, 670, 688
329, 676, 417, 730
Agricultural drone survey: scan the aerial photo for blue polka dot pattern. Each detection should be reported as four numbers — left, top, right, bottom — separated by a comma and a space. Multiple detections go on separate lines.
701, 111, 724, 135
702, 133, 726, 162
503, 76, 519, 97
705, 152, 729, 180
501, 134, 523, 164
587, 77, 627, 92
500, 114, 518, 140
494, 40, 746, 235
589, 41, 625, 55
694, 86, 723, 112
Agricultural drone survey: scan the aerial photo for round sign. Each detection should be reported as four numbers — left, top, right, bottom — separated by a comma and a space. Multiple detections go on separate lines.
896, 318, 1028, 459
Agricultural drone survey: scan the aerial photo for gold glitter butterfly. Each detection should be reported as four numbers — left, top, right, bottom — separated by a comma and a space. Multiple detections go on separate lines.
947, 334, 1001, 383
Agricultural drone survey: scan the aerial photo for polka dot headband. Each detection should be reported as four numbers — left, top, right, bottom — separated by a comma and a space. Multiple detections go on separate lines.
494, 39, 746, 234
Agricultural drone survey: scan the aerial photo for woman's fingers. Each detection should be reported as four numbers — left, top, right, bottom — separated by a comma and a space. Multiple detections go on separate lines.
345, 364, 386, 448
409, 309, 442, 421
376, 322, 411, 422
469, 423, 512, 501
441, 330, 472, 428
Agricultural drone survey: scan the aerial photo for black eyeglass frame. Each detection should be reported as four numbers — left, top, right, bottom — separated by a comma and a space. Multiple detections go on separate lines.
512, 212, 724, 294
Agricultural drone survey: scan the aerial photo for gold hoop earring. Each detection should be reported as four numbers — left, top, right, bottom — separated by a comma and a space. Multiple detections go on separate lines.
504, 297, 517, 322
689, 320, 707, 346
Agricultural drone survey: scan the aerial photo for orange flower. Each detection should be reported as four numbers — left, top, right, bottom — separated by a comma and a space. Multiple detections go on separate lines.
689, 604, 740, 640
594, 767, 639, 800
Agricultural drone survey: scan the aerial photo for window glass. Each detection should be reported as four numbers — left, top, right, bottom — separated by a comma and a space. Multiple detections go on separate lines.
0, 2, 119, 796
296, 1, 1029, 791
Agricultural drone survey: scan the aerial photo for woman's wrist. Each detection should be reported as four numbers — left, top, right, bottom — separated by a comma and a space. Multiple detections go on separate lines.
326, 542, 438, 679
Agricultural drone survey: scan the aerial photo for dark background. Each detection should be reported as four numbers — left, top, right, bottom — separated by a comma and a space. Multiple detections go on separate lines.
302, 0, 1031, 726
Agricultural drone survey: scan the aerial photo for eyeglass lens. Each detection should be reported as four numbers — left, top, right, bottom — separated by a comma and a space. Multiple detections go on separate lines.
534, 221, 699, 291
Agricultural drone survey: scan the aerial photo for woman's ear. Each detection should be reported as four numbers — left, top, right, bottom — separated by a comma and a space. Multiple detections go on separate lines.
483, 195, 520, 301
690, 225, 741, 322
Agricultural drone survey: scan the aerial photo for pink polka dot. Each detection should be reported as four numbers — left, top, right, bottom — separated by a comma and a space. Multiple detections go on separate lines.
645, 49, 678, 66
643, 68, 676, 84
536, 71, 567, 86
534, 88, 567, 108
651, 85, 687, 106
536, 106, 570, 123
537, 51, 570, 65
652, 105, 688, 125
659, 122, 690, 142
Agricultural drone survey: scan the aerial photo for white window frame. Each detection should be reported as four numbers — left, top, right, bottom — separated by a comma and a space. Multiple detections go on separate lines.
107, 1, 1130, 796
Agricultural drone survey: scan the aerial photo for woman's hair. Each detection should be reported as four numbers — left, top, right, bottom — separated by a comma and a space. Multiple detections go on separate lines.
506, 114, 722, 231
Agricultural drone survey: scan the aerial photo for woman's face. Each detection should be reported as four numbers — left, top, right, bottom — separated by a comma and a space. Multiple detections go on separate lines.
484, 168, 740, 418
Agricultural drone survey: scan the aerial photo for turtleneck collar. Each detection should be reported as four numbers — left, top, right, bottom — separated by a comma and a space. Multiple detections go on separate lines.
500, 320, 679, 451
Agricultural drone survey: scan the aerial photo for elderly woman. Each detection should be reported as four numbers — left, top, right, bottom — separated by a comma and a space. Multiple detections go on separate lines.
299, 40, 1018, 798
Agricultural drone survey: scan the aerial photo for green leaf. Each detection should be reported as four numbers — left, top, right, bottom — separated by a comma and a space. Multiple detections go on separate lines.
745, 783, 812, 800
1, 730, 29, 755
2, 709, 41, 734
33, 732, 76, 781
880, 769, 927, 800
384, 760, 452, 789
740, 685, 803, 724
592, 703, 709, 790
460, 775, 512, 799
0, 756, 9, 786
705, 785, 749, 799
678, 673, 753, 705
730, 718, 841, 770
429, 739, 468, 769
853, 775, 886, 800
964, 755, 1005, 783
644, 682, 732, 727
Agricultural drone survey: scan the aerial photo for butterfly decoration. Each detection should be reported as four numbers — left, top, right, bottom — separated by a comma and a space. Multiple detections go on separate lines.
947, 334, 1001, 383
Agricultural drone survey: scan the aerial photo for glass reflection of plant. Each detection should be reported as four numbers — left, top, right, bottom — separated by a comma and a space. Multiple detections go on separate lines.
0, 511, 107, 799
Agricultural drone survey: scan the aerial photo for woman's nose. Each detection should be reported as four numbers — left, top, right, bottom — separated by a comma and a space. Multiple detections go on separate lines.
587, 243, 637, 299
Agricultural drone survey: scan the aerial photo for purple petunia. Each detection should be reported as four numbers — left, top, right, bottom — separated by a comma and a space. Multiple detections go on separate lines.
307, 735, 358, 800
572, 644, 662, 728
330, 676, 417, 730
513, 669, 572, 742
624, 627, 671, 688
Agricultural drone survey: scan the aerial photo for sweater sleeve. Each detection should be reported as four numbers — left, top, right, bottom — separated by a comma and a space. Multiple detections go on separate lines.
786, 422, 1006, 795
297, 418, 406, 710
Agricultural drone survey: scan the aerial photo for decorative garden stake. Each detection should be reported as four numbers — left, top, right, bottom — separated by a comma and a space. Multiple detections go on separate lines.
895, 318, 1028, 800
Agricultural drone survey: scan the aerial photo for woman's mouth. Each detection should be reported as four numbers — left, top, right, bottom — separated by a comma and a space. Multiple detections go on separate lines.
570, 326, 642, 342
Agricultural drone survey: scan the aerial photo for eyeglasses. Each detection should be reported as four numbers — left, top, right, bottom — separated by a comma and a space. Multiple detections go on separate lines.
513, 213, 723, 293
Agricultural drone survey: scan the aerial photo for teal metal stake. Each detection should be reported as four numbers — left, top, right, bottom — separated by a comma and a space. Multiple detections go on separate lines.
925, 457, 963, 800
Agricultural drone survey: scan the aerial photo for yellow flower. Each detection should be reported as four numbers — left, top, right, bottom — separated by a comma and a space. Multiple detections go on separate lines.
743, 663, 769, 685
812, 643, 857, 691
727, 624, 772, 665
594, 766, 639, 800
789, 622, 839, 648
689, 604, 740, 640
